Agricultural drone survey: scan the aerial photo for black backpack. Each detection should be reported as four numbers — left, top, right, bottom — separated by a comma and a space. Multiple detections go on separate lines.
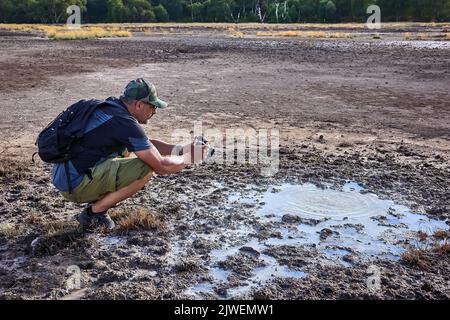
34, 98, 122, 191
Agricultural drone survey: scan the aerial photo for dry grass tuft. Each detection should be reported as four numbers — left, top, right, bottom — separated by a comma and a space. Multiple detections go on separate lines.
404, 32, 413, 40
113, 207, 165, 234
417, 230, 428, 242
401, 229, 450, 270
256, 30, 353, 38
416, 33, 431, 40
0, 155, 31, 180
42, 220, 79, 236
433, 243, 450, 254
0, 223, 23, 239
30, 219, 87, 256
401, 248, 431, 270
26, 212, 43, 224
372, 33, 381, 39
3, 23, 448, 40
46, 27, 131, 40
433, 230, 449, 240
0, 24, 132, 40
337, 141, 353, 148
404, 32, 449, 41
229, 30, 244, 38
0, 24, 36, 32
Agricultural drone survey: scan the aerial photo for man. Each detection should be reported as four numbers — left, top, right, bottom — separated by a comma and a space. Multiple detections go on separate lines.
51, 78, 207, 230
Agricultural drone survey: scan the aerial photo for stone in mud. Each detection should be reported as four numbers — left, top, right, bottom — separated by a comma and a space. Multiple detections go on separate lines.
78, 260, 95, 270
127, 236, 169, 255
256, 229, 280, 241
93, 260, 108, 270
342, 255, 354, 264
371, 215, 386, 223
218, 253, 265, 278
421, 282, 433, 292
341, 223, 365, 232
239, 246, 260, 257
281, 214, 301, 224
299, 217, 323, 226
96, 271, 129, 284
173, 260, 203, 273
319, 228, 334, 241
323, 286, 334, 295
192, 238, 215, 252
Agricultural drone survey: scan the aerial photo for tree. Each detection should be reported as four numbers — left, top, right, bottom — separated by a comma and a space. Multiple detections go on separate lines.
124, 0, 155, 22
348, 0, 373, 20
158, 0, 186, 21
107, 0, 126, 21
319, 0, 336, 21
299, 0, 317, 21
0, 0, 13, 22
153, 4, 169, 21
87, 0, 109, 22
1, 0, 450, 23
33, 0, 87, 23
267, 0, 292, 23
205, 0, 233, 22
188, 1, 207, 21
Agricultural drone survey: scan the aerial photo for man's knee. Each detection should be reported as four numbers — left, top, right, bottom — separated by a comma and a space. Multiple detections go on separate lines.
139, 170, 153, 184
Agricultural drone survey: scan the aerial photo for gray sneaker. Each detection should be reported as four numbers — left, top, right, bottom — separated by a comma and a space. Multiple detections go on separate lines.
76, 207, 115, 231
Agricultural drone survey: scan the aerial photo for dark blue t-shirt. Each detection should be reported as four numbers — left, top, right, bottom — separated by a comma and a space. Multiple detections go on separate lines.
52, 97, 152, 192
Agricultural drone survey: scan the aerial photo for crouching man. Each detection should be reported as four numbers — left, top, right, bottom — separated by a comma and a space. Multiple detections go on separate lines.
51, 78, 207, 230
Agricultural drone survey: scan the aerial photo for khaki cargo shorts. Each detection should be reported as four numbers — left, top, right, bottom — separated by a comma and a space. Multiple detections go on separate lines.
61, 156, 152, 204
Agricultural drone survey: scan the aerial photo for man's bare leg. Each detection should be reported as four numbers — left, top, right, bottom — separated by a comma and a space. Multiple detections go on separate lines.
91, 171, 153, 213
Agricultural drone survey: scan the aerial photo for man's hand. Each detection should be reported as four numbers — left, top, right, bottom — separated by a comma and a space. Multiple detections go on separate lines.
135, 148, 186, 176
174, 137, 211, 164
184, 143, 210, 164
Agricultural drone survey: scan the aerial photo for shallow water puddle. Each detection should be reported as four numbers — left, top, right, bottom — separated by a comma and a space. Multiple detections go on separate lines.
185, 181, 448, 298
251, 182, 447, 263
255, 182, 447, 258
186, 238, 307, 299
98, 236, 125, 246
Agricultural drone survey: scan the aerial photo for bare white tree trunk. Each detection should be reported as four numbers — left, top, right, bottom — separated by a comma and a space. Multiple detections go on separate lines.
256, 1, 266, 23
275, 2, 279, 23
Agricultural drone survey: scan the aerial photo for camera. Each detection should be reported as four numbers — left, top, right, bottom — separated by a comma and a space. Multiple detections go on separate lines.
194, 135, 215, 158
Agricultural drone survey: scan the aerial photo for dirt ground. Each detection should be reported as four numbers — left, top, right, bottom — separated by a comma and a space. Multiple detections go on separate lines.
0, 26, 449, 300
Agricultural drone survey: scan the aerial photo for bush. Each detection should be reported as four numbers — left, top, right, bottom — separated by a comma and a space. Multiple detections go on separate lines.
154, 4, 169, 22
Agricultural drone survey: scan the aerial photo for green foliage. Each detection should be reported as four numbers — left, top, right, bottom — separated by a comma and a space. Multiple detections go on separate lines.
7, 0, 87, 23
153, 4, 169, 21
319, 0, 336, 22
86, 0, 109, 22
205, 0, 233, 22
0, 0, 449, 23
106, 0, 155, 22
39, 0, 87, 23
158, 0, 185, 20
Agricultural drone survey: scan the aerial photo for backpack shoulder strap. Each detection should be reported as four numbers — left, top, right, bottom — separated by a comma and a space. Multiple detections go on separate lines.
101, 99, 126, 110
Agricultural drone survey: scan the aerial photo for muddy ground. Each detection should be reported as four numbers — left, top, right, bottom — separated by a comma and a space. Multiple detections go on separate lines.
0, 26, 449, 300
